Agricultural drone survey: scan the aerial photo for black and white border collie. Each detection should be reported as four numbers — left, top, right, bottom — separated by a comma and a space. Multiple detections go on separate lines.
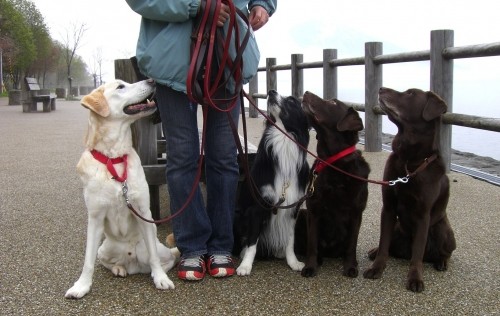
233, 90, 310, 275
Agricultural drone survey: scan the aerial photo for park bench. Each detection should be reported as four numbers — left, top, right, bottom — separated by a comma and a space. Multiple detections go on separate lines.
23, 77, 56, 113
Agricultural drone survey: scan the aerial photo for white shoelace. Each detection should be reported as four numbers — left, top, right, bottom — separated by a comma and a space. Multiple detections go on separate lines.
210, 255, 231, 265
182, 257, 203, 267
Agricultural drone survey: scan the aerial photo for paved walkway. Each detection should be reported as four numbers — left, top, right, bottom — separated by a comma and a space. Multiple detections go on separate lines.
1, 98, 499, 315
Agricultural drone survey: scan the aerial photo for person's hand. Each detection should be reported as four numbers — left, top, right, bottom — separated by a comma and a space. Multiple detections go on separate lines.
217, 3, 230, 27
249, 6, 269, 31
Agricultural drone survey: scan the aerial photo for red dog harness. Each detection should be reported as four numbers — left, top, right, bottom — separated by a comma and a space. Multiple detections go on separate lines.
90, 149, 128, 183
313, 145, 357, 174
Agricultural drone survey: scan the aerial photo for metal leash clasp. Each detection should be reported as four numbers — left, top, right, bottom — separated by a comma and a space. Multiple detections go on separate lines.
389, 176, 409, 186
122, 181, 131, 206
281, 181, 290, 201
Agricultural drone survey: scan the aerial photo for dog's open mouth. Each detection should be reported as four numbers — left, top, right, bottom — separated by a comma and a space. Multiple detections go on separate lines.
123, 97, 156, 115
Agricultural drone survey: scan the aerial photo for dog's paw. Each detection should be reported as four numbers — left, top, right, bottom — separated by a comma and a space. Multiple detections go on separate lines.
65, 280, 91, 299
236, 264, 252, 276
112, 265, 128, 277
363, 266, 384, 279
152, 272, 175, 290
433, 259, 448, 271
301, 266, 317, 278
406, 277, 425, 293
343, 266, 359, 278
169, 247, 181, 261
288, 260, 305, 272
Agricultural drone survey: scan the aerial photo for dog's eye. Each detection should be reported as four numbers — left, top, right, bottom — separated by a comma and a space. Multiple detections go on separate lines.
116, 84, 125, 90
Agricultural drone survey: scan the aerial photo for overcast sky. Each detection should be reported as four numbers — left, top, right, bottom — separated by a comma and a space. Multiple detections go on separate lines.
34, 0, 500, 158
34, 0, 500, 84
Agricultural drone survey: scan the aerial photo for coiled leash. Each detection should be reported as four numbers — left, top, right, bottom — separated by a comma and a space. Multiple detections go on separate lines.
187, 0, 250, 110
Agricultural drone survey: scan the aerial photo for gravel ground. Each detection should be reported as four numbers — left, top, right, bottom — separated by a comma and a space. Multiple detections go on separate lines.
1, 98, 499, 315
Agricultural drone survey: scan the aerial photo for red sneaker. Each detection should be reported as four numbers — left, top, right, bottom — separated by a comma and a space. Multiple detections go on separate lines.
177, 255, 206, 281
206, 254, 235, 278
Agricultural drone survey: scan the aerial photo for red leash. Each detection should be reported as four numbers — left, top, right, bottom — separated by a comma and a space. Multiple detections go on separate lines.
187, 0, 251, 112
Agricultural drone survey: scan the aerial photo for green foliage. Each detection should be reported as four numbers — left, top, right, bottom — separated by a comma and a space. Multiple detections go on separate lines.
11, 0, 53, 76
0, 0, 92, 90
0, 0, 36, 88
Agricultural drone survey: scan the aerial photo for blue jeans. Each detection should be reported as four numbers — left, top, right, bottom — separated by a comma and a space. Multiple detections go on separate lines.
155, 85, 240, 258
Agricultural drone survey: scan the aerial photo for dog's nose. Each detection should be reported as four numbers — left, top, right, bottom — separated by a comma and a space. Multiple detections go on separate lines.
268, 90, 277, 97
147, 79, 155, 86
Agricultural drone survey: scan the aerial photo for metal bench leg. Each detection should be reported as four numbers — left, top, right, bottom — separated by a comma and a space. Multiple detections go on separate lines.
149, 185, 160, 220
43, 100, 51, 112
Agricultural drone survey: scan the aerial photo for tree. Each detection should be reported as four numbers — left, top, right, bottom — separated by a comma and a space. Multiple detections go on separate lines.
12, 1, 50, 82
11, 0, 53, 87
61, 22, 87, 95
0, 0, 35, 89
88, 47, 104, 88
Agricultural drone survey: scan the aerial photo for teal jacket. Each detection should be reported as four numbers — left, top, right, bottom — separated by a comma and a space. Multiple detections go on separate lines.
125, 0, 277, 93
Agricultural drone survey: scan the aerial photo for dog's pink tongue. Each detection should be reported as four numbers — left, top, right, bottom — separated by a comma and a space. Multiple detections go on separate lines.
129, 100, 156, 112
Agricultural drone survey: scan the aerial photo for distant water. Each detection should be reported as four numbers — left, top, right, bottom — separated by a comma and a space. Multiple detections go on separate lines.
382, 117, 500, 161
381, 98, 500, 161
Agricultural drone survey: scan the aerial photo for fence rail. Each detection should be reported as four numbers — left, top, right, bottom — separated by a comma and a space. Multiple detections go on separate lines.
248, 29, 500, 172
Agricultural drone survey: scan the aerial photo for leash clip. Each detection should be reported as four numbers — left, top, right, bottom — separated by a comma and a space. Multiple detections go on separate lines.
307, 173, 318, 195
122, 181, 130, 205
280, 181, 290, 200
389, 176, 409, 186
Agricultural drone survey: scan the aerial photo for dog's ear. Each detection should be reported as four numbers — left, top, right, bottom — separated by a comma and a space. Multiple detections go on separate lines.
423, 91, 447, 121
81, 88, 110, 117
338, 107, 364, 132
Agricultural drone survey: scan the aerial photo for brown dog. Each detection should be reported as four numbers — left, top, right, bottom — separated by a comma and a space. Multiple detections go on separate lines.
299, 91, 370, 278
363, 87, 456, 292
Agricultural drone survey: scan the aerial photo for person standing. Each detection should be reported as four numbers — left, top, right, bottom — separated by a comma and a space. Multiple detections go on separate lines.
125, 0, 277, 281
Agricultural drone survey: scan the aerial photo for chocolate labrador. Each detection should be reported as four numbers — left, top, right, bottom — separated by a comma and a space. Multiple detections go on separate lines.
299, 91, 370, 278
363, 87, 456, 292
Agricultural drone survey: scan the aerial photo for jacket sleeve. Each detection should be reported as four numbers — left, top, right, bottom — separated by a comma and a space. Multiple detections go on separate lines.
248, 0, 277, 16
125, 0, 200, 22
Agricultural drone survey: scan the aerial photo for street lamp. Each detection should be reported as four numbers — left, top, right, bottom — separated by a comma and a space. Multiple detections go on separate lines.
0, 14, 3, 93
0, 48, 4, 94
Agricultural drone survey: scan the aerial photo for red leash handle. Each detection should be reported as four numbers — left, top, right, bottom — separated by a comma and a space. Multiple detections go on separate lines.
187, 0, 251, 111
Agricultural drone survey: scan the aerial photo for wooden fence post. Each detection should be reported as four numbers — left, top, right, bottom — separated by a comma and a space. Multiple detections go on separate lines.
323, 49, 338, 99
248, 75, 259, 118
431, 30, 454, 172
291, 54, 304, 99
364, 42, 383, 152
266, 58, 277, 92
114, 59, 160, 217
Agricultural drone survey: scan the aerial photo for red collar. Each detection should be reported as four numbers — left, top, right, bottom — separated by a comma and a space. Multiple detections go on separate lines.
90, 149, 128, 183
313, 145, 357, 174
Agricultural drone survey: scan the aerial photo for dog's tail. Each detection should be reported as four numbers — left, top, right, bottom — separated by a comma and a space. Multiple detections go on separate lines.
166, 233, 181, 261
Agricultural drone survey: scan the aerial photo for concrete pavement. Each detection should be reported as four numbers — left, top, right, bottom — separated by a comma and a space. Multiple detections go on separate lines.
0, 98, 499, 315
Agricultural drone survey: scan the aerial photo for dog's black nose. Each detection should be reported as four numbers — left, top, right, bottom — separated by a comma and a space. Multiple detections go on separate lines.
268, 90, 277, 97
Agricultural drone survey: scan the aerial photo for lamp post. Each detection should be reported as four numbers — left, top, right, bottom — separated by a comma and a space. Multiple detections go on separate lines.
0, 48, 3, 93
0, 13, 3, 93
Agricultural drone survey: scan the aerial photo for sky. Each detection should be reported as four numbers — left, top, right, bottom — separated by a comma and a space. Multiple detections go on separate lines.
34, 0, 500, 159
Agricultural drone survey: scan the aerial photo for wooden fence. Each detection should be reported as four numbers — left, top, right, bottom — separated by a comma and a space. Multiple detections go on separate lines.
247, 29, 500, 171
